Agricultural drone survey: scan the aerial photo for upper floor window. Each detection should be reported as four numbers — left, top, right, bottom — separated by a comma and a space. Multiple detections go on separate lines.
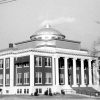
35, 72, 42, 84
5, 58, 10, 69
45, 57, 52, 67
35, 56, 42, 67
24, 72, 30, 84
0, 74, 3, 85
17, 73, 22, 85
45, 73, 52, 84
0, 59, 3, 69
5, 74, 10, 85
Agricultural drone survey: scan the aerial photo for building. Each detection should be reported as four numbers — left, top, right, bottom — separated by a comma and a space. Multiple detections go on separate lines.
0, 24, 100, 95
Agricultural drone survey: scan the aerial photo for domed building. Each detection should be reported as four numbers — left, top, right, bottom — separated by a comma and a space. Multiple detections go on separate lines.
0, 25, 100, 95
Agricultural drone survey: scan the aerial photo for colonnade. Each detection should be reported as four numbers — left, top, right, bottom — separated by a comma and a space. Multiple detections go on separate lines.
53, 56, 98, 87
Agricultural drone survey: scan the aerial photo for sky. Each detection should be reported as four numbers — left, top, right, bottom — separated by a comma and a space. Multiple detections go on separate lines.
0, 0, 100, 50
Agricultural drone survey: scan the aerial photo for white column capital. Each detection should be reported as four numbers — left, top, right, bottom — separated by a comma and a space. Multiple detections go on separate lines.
65, 56, 69, 59
73, 57, 77, 60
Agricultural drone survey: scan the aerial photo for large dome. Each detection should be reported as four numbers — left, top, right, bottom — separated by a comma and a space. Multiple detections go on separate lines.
30, 24, 65, 41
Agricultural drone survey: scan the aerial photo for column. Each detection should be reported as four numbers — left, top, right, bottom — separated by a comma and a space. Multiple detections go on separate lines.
94, 59, 99, 85
52, 57, 55, 86
88, 59, 92, 86
30, 53, 34, 94
93, 61, 97, 85
3, 58, 5, 94
72, 58, 77, 87
80, 58, 85, 87
64, 57, 69, 87
10, 56, 14, 94
55, 57, 59, 86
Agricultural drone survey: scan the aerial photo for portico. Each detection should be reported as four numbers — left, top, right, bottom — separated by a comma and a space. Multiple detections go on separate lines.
53, 55, 97, 89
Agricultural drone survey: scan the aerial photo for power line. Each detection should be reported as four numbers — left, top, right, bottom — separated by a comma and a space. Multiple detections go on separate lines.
0, 0, 16, 4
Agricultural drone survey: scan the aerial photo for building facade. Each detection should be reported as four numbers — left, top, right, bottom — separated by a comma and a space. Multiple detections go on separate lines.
0, 25, 100, 95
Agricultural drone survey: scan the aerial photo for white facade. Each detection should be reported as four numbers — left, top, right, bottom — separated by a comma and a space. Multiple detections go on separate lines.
0, 25, 100, 95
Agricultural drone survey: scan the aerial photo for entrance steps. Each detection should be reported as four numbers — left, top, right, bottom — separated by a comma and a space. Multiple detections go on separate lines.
72, 87, 100, 96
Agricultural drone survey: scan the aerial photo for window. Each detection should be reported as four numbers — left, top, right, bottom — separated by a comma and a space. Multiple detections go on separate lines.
0, 59, 3, 69
35, 56, 42, 67
45, 73, 52, 84
45, 57, 51, 67
5, 58, 10, 69
76, 66, 80, 70
17, 89, 22, 94
59, 74, 64, 84
35, 72, 42, 84
20, 89, 22, 94
5, 74, 10, 85
17, 89, 19, 94
35, 88, 42, 94
84, 74, 87, 84
24, 89, 26, 94
17, 73, 22, 85
76, 74, 79, 84
27, 89, 29, 94
39, 88, 42, 93
0, 74, 3, 85
24, 72, 29, 84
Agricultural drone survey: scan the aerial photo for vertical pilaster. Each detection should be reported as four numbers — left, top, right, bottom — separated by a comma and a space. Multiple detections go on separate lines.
72, 58, 77, 87
30, 53, 34, 94
80, 58, 85, 87
88, 59, 92, 86
64, 57, 69, 87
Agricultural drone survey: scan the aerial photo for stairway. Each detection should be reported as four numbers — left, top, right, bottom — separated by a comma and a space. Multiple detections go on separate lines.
72, 87, 100, 96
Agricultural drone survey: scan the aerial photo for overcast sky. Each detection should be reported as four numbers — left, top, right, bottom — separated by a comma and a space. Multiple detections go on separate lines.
0, 0, 100, 50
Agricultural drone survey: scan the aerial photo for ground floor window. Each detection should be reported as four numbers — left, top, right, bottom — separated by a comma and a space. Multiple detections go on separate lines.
35, 88, 42, 94
35, 72, 42, 84
17, 89, 22, 94
0, 74, 3, 85
24, 89, 29, 94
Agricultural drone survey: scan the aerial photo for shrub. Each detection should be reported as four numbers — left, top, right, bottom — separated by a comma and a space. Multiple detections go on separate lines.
44, 90, 48, 95
34, 91, 39, 96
